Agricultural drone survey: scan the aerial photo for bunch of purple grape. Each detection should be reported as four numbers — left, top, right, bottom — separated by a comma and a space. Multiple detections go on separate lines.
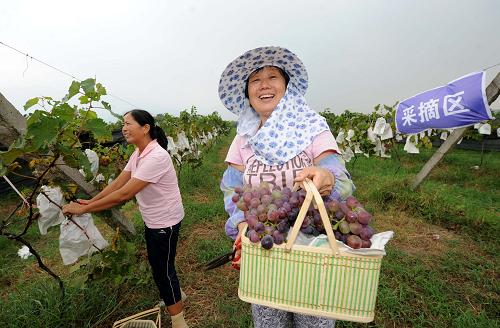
232, 182, 306, 250
232, 183, 375, 250
325, 196, 375, 249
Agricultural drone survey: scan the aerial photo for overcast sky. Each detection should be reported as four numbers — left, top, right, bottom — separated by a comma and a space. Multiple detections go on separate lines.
1, 0, 499, 123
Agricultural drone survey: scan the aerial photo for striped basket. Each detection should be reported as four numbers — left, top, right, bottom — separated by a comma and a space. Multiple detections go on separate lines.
238, 179, 384, 322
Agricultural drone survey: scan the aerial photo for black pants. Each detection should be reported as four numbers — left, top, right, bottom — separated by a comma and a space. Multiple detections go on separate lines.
144, 222, 182, 306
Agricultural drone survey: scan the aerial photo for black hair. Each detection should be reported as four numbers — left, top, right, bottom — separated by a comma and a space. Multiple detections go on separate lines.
244, 66, 290, 98
124, 109, 169, 151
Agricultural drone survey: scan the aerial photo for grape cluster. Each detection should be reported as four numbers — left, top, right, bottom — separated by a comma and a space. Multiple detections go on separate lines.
232, 182, 306, 250
325, 196, 375, 249
232, 183, 375, 250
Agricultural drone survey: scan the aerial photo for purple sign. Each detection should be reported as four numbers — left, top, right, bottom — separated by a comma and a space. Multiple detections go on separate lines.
395, 72, 492, 134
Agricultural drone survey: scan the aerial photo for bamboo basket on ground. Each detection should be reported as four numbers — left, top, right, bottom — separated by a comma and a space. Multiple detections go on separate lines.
238, 179, 384, 322
112, 306, 162, 328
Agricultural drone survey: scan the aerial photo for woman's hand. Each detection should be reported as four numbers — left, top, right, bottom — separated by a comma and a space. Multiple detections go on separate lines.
62, 202, 86, 215
294, 166, 335, 196
231, 235, 242, 269
231, 221, 246, 269
77, 199, 92, 205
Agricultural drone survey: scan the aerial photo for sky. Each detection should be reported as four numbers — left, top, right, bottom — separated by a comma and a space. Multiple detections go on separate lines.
1, 0, 499, 123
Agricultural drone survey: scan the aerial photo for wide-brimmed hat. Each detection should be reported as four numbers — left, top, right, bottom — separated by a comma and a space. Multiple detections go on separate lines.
218, 46, 308, 115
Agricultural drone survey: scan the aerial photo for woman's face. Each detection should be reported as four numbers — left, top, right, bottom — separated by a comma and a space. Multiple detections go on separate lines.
122, 113, 149, 145
247, 66, 287, 122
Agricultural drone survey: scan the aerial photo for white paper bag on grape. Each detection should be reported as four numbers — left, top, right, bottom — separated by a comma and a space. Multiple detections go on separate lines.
404, 136, 419, 154
84, 149, 100, 178
305, 231, 394, 256
17, 245, 32, 259
478, 123, 491, 135
176, 131, 191, 150
380, 123, 393, 141
59, 213, 108, 265
36, 185, 65, 235
373, 117, 387, 135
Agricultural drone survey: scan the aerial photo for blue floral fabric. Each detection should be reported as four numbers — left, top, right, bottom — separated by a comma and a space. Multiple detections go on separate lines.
218, 46, 330, 166
317, 154, 356, 202
246, 86, 330, 166
219, 46, 308, 116
220, 165, 245, 240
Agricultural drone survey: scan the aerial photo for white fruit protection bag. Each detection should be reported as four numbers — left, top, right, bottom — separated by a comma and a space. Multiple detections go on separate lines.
84, 149, 100, 178
36, 186, 65, 235
59, 213, 109, 265
296, 231, 394, 256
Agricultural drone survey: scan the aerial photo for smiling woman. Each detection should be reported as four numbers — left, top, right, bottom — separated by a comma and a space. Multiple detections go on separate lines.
62, 109, 189, 328
246, 66, 288, 123
218, 46, 356, 328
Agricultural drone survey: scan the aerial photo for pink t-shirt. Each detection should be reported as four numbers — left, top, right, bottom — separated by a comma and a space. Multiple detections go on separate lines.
225, 130, 340, 189
124, 140, 184, 229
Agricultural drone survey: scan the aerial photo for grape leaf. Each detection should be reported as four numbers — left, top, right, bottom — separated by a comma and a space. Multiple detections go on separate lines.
85, 118, 112, 142
0, 148, 25, 171
80, 109, 98, 120
101, 101, 111, 110
0, 162, 7, 176
81, 78, 96, 94
27, 115, 62, 149
24, 97, 39, 111
62, 81, 81, 102
52, 103, 76, 122
79, 95, 90, 104
101, 101, 123, 120
96, 83, 107, 96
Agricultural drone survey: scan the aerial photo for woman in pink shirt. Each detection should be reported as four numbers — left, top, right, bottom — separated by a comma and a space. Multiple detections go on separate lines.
63, 110, 188, 328
218, 47, 356, 327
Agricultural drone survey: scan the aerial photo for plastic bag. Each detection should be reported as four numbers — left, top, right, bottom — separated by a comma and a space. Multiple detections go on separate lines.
176, 131, 191, 150
36, 186, 65, 235
17, 245, 32, 259
84, 149, 100, 177
295, 231, 394, 256
59, 213, 109, 265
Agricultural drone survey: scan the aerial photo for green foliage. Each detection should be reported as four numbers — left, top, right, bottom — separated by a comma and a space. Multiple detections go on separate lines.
347, 145, 500, 245
154, 106, 231, 171
0, 78, 114, 179
1, 131, 498, 327
0, 280, 153, 328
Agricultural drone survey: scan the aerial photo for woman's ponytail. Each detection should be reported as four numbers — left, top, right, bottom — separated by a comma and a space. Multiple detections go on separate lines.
151, 125, 169, 151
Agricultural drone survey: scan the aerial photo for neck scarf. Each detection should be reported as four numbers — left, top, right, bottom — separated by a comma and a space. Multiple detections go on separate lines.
237, 83, 330, 166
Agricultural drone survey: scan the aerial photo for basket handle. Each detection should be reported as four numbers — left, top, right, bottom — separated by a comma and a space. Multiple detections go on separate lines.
285, 179, 340, 255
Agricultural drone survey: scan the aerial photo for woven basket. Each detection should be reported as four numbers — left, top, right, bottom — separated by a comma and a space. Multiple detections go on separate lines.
238, 179, 384, 322
112, 307, 161, 328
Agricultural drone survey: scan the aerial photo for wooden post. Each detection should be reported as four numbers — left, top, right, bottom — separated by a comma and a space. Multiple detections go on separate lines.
0, 92, 27, 148
0, 92, 136, 235
411, 72, 500, 190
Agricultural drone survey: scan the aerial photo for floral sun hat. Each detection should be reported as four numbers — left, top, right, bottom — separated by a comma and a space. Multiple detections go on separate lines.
218, 46, 308, 115
218, 46, 330, 166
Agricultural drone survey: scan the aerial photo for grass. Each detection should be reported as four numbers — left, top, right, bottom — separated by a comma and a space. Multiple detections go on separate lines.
0, 132, 498, 327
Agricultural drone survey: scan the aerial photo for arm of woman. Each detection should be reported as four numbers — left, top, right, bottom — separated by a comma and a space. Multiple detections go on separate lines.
295, 150, 355, 200
63, 177, 149, 215
79, 170, 132, 204
221, 164, 246, 267
221, 164, 246, 241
